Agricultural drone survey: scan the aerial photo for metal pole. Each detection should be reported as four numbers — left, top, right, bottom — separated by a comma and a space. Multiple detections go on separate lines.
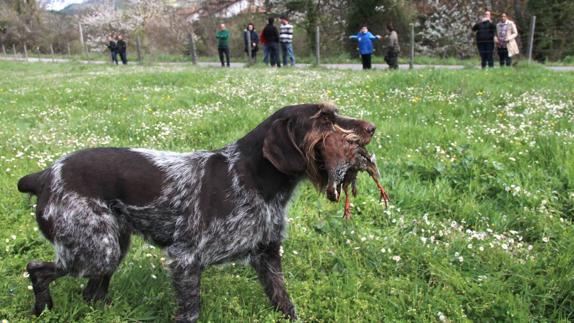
409, 23, 414, 70
136, 34, 142, 63
246, 30, 252, 65
23, 43, 28, 59
527, 15, 536, 63
315, 25, 320, 66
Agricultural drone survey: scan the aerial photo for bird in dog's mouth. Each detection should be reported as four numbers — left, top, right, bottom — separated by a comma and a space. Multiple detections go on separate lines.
320, 131, 389, 219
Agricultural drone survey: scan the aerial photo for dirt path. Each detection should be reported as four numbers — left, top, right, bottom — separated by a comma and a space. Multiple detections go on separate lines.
2, 56, 573, 71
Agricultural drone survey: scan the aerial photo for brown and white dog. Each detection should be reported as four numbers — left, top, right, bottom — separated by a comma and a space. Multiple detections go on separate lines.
18, 103, 376, 322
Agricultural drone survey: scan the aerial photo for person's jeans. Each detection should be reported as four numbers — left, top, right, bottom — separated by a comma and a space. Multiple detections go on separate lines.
245, 47, 257, 61
497, 47, 511, 66
218, 46, 230, 67
110, 50, 118, 64
263, 44, 270, 65
361, 54, 372, 69
384, 50, 398, 69
477, 42, 494, 68
268, 42, 280, 67
118, 50, 127, 65
280, 42, 295, 66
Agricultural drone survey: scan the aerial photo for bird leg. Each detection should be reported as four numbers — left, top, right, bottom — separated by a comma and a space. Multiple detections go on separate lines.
343, 185, 352, 219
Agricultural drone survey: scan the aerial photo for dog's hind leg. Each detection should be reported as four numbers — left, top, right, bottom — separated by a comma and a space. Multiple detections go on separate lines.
83, 274, 112, 302
26, 261, 66, 316
251, 242, 297, 321
83, 230, 131, 303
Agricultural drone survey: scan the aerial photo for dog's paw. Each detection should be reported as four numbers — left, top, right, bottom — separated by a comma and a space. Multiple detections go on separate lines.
32, 298, 53, 316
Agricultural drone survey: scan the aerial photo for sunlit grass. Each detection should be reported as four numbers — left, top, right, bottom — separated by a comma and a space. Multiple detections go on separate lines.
1, 61, 573, 322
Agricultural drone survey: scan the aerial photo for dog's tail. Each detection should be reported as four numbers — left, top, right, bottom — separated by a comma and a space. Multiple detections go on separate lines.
17, 170, 48, 196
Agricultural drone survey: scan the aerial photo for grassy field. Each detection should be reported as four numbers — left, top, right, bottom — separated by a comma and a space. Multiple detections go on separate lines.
1, 61, 573, 322
6, 51, 574, 67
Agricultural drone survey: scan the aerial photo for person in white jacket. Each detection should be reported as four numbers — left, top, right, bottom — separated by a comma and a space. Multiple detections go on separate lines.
495, 13, 519, 66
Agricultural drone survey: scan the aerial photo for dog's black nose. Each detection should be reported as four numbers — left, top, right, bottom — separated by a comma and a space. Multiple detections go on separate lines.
365, 124, 376, 135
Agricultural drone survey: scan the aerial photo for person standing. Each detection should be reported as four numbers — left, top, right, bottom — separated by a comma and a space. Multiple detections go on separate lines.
107, 34, 118, 65
349, 25, 381, 70
259, 28, 269, 65
216, 23, 230, 67
262, 17, 281, 67
384, 23, 400, 69
244, 23, 259, 62
116, 34, 128, 65
496, 13, 519, 66
472, 10, 496, 68
279, 16, 295, 66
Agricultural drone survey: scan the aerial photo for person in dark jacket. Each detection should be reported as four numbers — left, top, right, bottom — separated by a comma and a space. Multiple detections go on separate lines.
259, 29, 269, 64
384, 23, 400, 70
116, 34, 128, 65
472, 10, 496, 68
107, 34, 118, 65
244, 22, 259, 62
262, 17, 281, 67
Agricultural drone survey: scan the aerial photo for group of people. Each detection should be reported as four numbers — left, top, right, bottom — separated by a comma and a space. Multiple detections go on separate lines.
472, 10, 519, 68
106, 34, 128, 65
106, 11, 517, 70
349, 23, 400, 70
216, 16, 295, 68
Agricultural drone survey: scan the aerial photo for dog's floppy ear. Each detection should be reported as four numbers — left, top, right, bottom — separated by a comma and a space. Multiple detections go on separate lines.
263, 118, 307, 175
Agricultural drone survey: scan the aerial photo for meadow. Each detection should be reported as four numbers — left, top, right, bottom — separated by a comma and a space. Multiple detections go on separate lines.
0, 61, 573, 322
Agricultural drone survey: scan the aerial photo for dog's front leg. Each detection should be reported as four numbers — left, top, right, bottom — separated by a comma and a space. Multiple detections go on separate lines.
251, 242, 297, 320
170, 263, 202, 323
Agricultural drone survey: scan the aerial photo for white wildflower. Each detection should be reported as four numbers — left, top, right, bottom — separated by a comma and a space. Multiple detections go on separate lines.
437, 311, 448, 322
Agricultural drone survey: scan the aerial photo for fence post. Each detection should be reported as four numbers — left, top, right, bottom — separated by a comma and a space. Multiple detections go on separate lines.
409, 23, 414, 70
78, 22, 86, 56
315, 25, 320, 66
246, 30, 252, 66
23, 43, 28, 59
1, 44, 6, 56
188, 33, 197, 65
50, 44, 55, 61
136, 34, 142, 63
12, 44, 16, 56
67, 43, 71, 57
527, 15, 536, 63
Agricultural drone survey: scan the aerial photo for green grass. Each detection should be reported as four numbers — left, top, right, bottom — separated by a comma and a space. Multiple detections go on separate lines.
1, 61, 574, 322
8, 51, 574, 67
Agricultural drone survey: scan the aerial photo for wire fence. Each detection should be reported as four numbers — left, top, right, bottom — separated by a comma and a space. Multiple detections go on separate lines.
2, 15, 572, 68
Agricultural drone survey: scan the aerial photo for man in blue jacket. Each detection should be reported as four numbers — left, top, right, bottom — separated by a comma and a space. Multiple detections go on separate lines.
350, 25, 382, 70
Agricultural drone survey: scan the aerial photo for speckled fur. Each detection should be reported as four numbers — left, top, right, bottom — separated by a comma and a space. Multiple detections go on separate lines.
18, 103, 377, 322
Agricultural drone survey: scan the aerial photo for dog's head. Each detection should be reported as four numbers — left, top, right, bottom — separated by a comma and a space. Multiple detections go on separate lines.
263, 103, 376, 201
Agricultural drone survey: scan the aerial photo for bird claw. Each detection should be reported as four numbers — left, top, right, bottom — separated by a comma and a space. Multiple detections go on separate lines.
371, 175, 389, 208
343, 186, 352, 219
